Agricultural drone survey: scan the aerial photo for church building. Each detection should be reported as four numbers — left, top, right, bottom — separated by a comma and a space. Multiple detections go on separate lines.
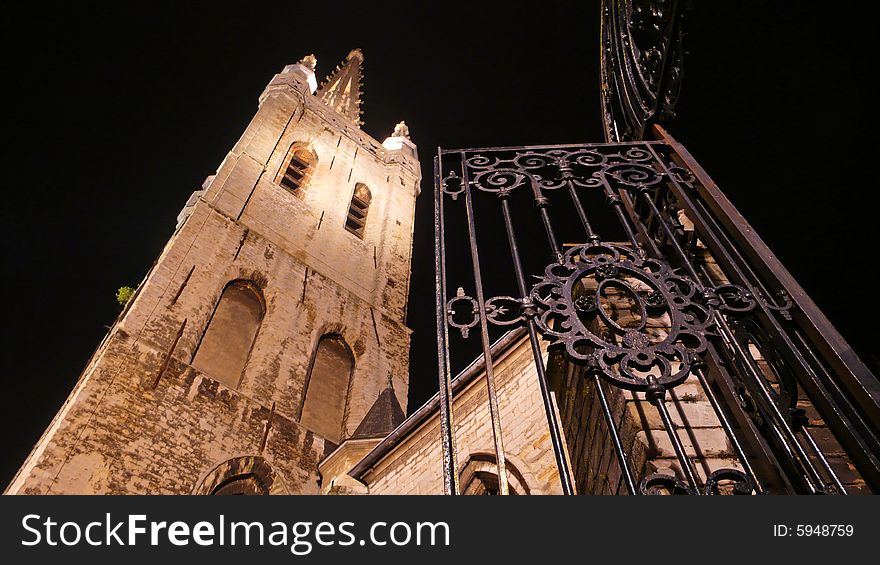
7, 38, 878, 496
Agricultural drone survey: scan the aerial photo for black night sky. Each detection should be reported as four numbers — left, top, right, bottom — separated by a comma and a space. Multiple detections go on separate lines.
2, 2, 877, 487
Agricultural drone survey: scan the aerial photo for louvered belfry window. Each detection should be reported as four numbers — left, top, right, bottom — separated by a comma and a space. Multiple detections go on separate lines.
275, 143, 316, 197
345, 183, 371, 238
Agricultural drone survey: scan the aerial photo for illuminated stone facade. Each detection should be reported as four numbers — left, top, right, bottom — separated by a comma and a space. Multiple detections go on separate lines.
13, 49, 853, 497
6, 51, 420, 494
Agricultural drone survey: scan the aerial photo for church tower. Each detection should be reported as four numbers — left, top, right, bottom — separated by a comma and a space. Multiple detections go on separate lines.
7, 49, 421, 494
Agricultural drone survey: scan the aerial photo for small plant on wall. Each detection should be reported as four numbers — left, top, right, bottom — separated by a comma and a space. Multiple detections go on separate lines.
116, 286, 136, 307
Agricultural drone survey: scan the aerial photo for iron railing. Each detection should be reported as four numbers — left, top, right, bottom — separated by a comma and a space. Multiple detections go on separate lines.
433, 126, 880, 495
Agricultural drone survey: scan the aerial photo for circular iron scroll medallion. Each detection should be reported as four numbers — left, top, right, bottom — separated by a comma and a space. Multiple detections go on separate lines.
530, 242, 713, 391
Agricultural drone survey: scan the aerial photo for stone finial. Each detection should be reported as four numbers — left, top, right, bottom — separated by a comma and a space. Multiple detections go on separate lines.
392, 120, 411, 139
347, 48, 364, 62
300, 54, 317, 71
386, 371, 394, 388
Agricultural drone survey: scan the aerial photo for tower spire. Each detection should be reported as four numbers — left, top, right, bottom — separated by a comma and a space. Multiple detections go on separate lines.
317, 48, 364, 125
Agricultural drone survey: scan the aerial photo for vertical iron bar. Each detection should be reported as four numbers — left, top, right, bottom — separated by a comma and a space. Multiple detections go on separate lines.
693, 366, 764, 494
703, 342, 797, 493
566, 180, 600, 243
656, 125, 880, 431
620, 189, 663, 258
433, 150, 459, 495
681, 168, 880, 480
697, 262, 849, 490
603, 180, 641, 249
639, 189, 701, 281
499, 195, 576, 495
655, 130, 880, 490
791, 326, 880, 446
591, 372, 637, 494
682, 176, 880, 483
657, 148, 860, 436
459, 152, 510, 495
636, 176, 756, 492
713, 314, 825, 492
647, 378, 701, 492
799, 427, 847, 494
631, 165, 822, 492
563, 158, 634, 493
530, 178, 563, 261
645, 146, 863, 492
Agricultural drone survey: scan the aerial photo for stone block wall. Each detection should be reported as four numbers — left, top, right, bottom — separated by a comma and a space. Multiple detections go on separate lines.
551, 351, 743, 494
357, 338, 564, 495
6, 61, 420, 494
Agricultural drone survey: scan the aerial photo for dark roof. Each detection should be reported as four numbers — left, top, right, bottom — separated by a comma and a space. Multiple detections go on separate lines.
351, 385, 406, 439
350, 328, 527, 479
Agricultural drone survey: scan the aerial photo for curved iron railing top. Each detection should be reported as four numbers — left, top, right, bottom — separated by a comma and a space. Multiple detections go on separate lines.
600, 0, 686, 142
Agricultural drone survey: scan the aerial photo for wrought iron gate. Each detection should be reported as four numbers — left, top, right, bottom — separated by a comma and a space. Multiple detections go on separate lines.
432, 126, 880, 495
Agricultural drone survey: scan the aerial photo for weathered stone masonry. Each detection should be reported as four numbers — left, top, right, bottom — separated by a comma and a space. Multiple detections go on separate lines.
6, 51, 420, 494
12, 47, 851, 497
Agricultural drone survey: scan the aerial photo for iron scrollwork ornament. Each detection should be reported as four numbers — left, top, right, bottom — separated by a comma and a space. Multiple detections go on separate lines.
447, 289, 526, 339
486, 296, 526, 326
758, 288, 794, 321
639, 473, 695, 495
601, 0, 687, 142
530, 242, 713, 391
640, 469, 754, 496
441, 170, 465, 200
710, 284, 757, 314
447, 288, 479, 339
703, 468, 755, 496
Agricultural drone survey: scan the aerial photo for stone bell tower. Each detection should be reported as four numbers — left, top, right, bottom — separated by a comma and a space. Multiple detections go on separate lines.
7, 49, 421, 494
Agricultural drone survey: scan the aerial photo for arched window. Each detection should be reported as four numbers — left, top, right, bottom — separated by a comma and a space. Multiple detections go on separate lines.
192, 280, 264, 388
275, 143, 316, 197
345, 183, 371, 238
211, 474, 268, 495
460, 455, 530, 495
300, 334, 354, 443
194, 456, 284, 495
